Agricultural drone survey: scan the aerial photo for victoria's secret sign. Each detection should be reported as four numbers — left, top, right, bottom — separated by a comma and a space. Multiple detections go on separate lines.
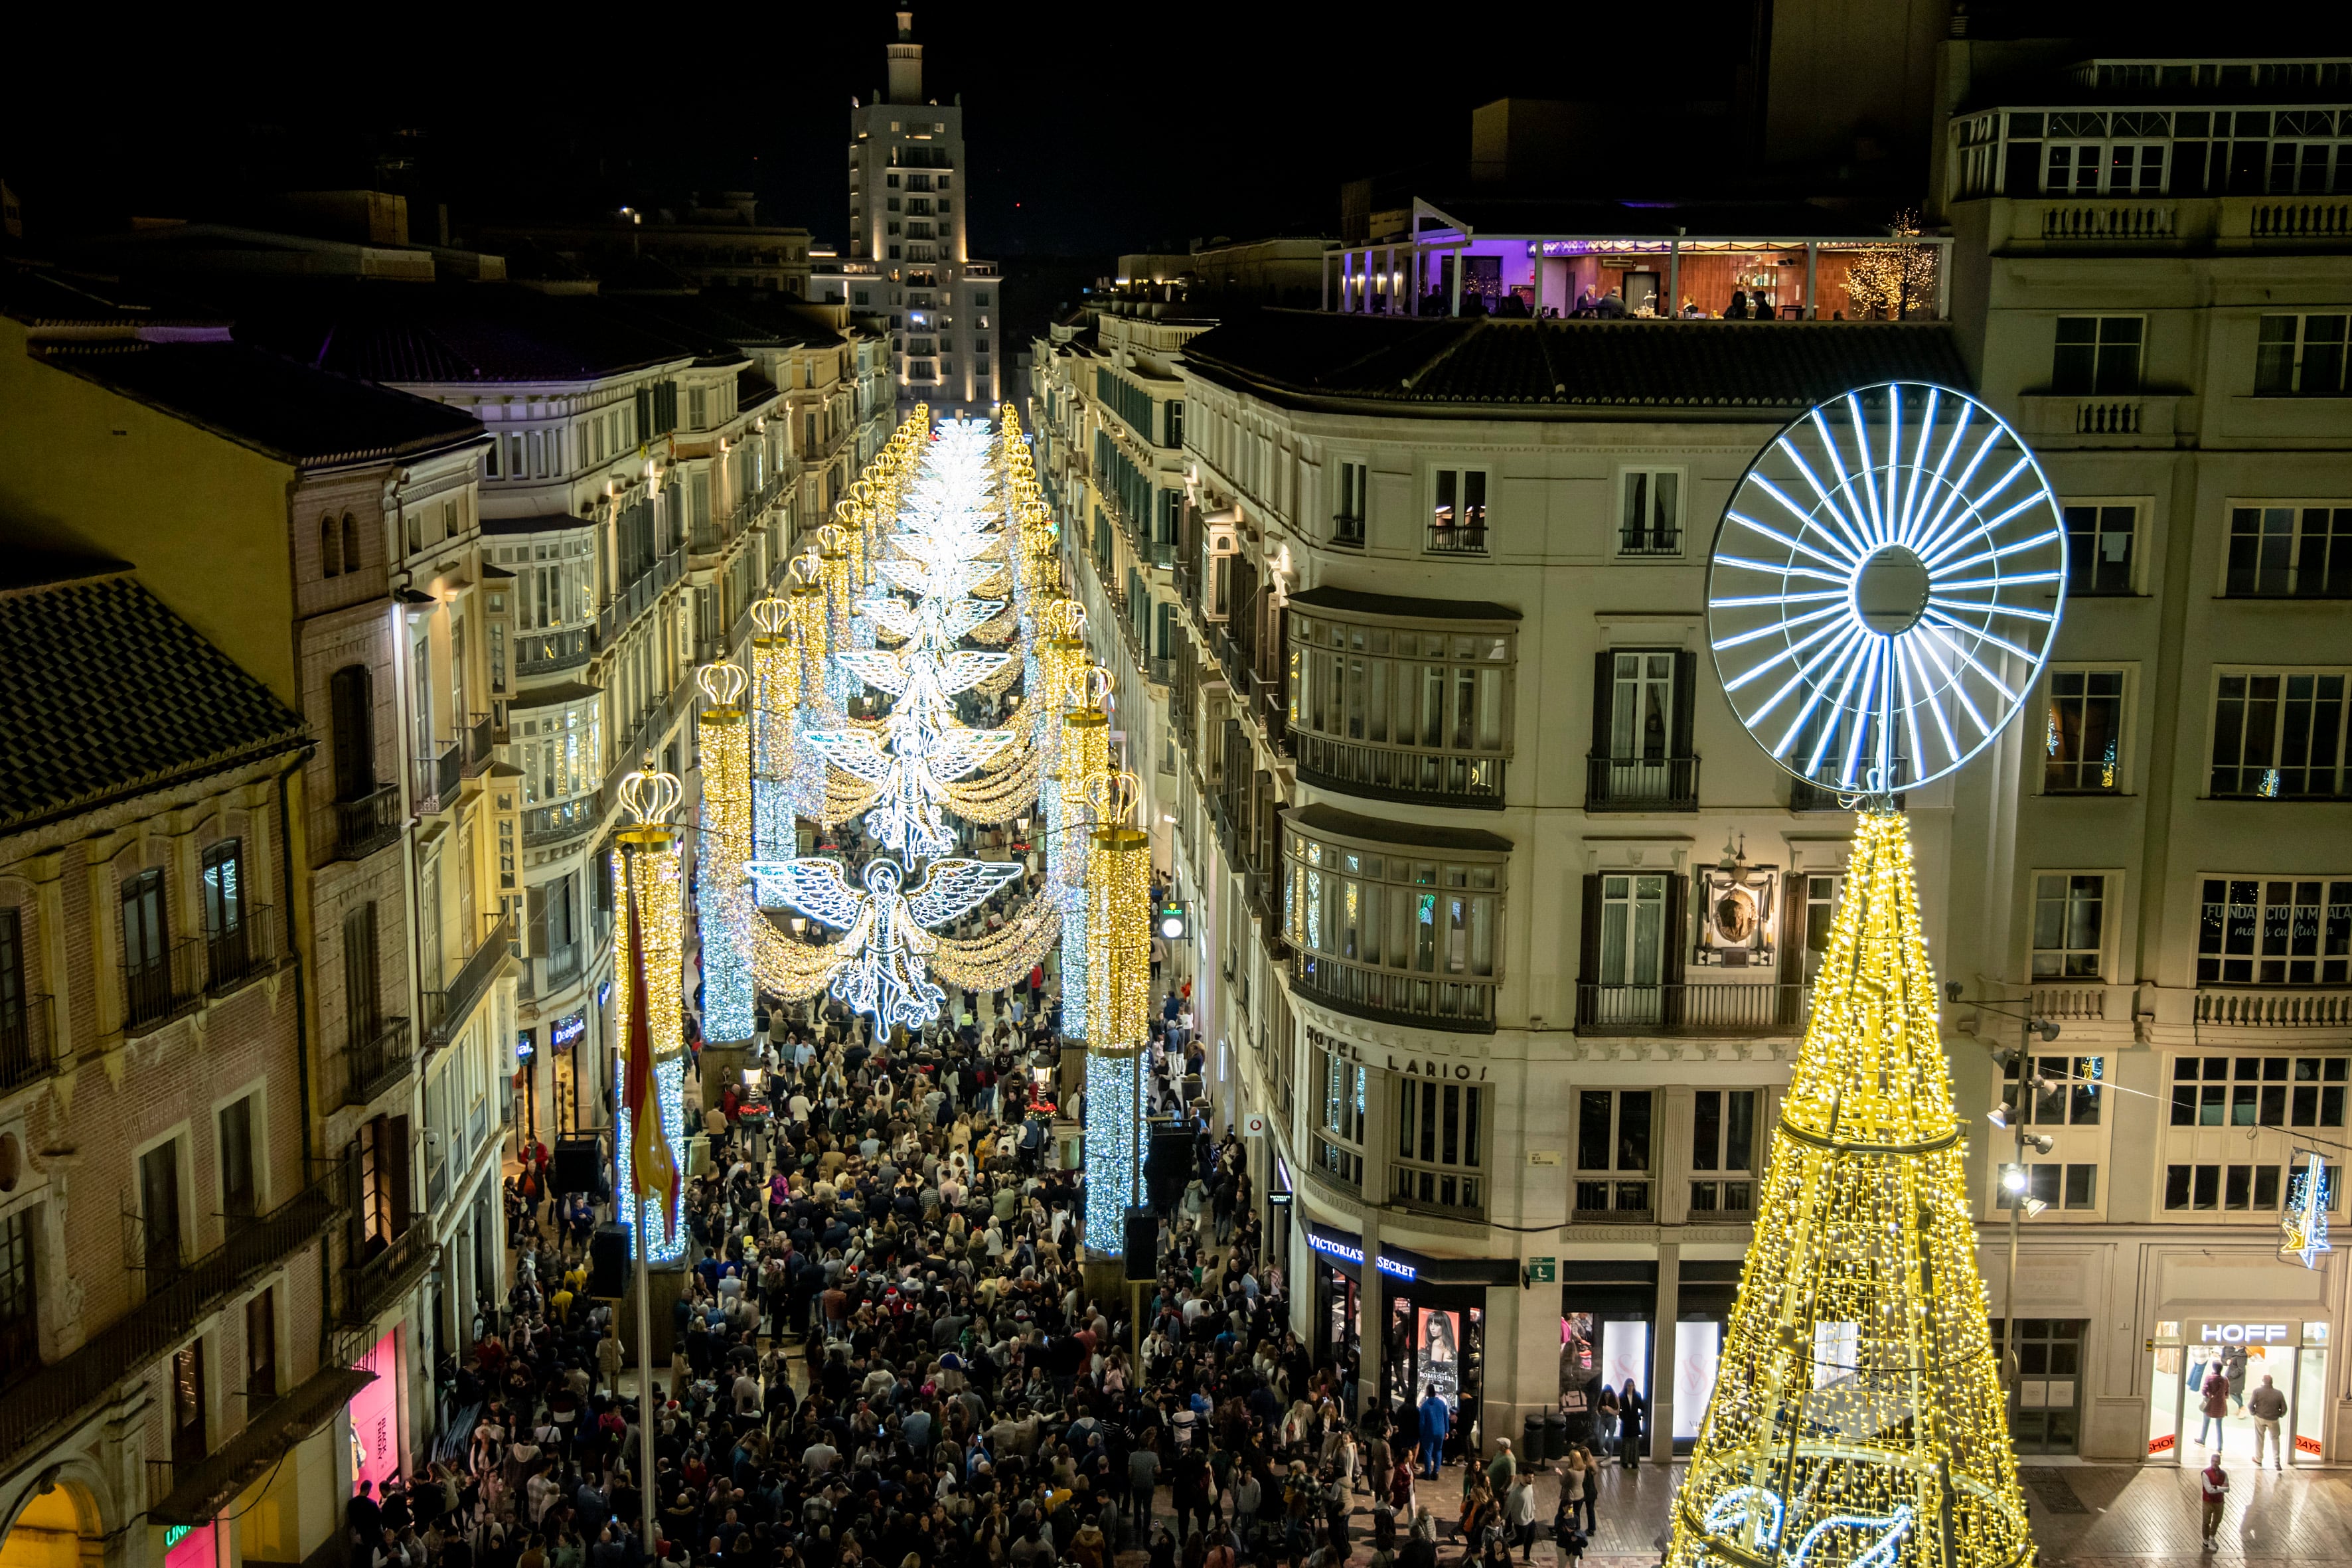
1306, 1022, 1488, 1081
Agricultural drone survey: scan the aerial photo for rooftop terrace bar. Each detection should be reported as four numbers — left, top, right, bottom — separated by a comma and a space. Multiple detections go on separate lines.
1326, 198, 1952, 322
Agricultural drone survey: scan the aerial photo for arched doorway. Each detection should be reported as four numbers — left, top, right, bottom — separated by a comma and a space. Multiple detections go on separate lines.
0, 1482, 103, 1568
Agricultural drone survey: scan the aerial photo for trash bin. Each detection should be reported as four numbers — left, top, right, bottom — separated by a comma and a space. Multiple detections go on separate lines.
1543, 1411, 1567, 1467
1521, 1414, 1547, 1465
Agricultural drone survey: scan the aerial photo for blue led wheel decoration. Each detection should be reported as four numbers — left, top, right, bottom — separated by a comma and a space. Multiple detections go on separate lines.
1706, 383, 2066, 797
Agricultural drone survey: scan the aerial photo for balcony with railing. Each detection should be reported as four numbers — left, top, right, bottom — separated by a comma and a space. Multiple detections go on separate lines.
1618, 526, 1682, 557
0, 994, 56, 1094
422, 913, 514, 1048
204, 905, 283, 996
0, 1172, 339, 1478
2195, 987, 2352, 1032
460, 714, 496, 777
524, 796, 597, 848
1586, 753, 1701, 811
412, 742, 461, 815
338, 1219, 433, 1329
516, 626, 592, 676
1288, 949, 1496, 1034
123, 937, 208, 1036
1293, 735, 1505, 810
337, 1014, 414, 1109
333, 782, 403, 860
1425, 521, 1488, 556
1330, 513, 1365, 549
1574, 982, 1808, 1035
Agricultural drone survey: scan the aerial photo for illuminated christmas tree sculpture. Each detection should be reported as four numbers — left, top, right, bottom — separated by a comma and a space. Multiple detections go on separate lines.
1676, 384, 2066, 1568
1666, 811, 2032, 1568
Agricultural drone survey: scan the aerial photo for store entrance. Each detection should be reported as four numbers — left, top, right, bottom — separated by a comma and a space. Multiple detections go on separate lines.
1387, 1294, 1486, 1462
2147, 1319, 2330, 1465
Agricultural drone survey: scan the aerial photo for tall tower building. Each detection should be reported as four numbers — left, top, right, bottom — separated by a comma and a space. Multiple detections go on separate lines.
847, 10, 998, 414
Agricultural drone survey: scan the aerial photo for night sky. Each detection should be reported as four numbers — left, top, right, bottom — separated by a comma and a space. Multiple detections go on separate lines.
4, 3, 2272, 262
5, 6, 1769, 258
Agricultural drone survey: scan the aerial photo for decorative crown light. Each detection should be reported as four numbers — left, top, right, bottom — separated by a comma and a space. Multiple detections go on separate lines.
696, 661, 750, 709
618, 765, 684, 826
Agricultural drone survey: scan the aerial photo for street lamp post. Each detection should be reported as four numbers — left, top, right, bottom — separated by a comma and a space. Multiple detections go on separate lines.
1954, 983, 2061, 1413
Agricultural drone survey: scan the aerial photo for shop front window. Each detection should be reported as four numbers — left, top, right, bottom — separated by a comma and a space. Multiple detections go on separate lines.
2150, 1321, 2325, 1465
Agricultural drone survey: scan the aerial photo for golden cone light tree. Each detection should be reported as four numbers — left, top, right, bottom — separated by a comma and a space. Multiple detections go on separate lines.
1666, 809, 2034, 1568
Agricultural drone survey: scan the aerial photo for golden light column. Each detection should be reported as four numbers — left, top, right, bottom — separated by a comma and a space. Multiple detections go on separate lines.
787, 553, 830, 698
1079, 769, 1149, 1260
1056, 665, 1111, 1040
613, 765, 690, 1262
1666, 809, 2033, 1568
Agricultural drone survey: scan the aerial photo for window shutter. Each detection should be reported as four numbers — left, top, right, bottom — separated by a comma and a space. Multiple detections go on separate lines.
1577, 874, 1603, 1025
1591, 653, 1614, 758
1664, 874, 1689, 1028
1671, 651, 1697, 759
1776, 872, 1805, 1028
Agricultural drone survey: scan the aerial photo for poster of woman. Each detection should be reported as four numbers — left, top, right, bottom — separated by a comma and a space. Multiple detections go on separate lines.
1418, 1306, 1462, 1409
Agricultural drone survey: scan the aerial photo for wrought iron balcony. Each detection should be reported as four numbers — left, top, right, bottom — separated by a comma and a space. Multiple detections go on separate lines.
1293, 734, 1505, 810
1575, 982, 1808, 1035
460, 713, 496, 777
412, 742, 461, 815
1425, 521, 1488, 556
0, 994, 56, 1093
337, 1013, 414, 1109
1586, 753, 1700, 811
338, 1220, 433, 1329
333, 782, 402, 860
516, 626, 591, 675
422, 913, 514, 1049
122, 937, 207, 1036
1288, 949, 1496, 1034
0, 1172, 339, 1478
204, 905, 283, 996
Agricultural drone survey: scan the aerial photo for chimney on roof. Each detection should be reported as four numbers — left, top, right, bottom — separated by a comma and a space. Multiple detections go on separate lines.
886, 10, 923, 104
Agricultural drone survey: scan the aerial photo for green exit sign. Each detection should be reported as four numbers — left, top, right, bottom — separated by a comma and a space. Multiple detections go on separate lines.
1526, 1257, 1556, 1283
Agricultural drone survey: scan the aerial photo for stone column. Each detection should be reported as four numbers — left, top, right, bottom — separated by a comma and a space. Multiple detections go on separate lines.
1651, 1241, 1680, 1463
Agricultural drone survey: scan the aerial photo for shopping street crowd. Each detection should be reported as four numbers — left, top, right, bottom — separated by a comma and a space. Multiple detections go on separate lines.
353, 982, 1628, 1568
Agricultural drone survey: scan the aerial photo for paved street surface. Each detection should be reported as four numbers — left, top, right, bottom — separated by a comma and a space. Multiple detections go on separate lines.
1071, 1453, 2352, 1567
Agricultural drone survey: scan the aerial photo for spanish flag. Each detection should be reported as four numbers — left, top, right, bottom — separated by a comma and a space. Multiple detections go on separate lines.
624, 872, 679, 1242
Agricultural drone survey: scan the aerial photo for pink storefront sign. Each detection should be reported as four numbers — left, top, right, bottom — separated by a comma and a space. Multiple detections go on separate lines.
348, 1331, 399, 1496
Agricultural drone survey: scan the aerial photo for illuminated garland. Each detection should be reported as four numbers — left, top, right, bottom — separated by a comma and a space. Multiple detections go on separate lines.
694, 665, 755, 1042
1666, 810, 2033, 1568
613, 771, 690, 1265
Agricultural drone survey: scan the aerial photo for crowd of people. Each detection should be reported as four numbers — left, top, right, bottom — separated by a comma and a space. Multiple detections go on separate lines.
361, 978, 1622, 1568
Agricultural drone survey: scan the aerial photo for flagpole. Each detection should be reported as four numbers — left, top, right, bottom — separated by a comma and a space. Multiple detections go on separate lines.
623, 841, 660, 1555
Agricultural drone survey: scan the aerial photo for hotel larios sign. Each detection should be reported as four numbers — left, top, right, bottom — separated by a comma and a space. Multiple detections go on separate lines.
1302, 1020, 1489, 1082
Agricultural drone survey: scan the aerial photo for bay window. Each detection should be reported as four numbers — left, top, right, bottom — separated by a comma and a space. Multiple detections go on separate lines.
1287, 592, 1516, 807
1283, 805, 1506, 1031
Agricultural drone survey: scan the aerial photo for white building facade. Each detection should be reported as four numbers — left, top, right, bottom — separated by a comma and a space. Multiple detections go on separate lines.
846, 11, 1000, 414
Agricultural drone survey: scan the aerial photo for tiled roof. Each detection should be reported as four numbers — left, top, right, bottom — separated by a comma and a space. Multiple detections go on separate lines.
213, 281, 702, 384
1180, 310, 1972, 414
0, 572, 307, 832
41, 340, 486, 468
0, 261, 230, 333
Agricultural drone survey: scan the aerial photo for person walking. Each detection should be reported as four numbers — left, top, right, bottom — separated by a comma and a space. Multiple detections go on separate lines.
1417, 1386, 1450, 1478
2199, 1364, 2232, 1451
2248, 1375, 2288, 1468
2199, 1454, 2229, 1545
1504, 1472, 1537, 1563
1618, 1381, 1645, 1469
